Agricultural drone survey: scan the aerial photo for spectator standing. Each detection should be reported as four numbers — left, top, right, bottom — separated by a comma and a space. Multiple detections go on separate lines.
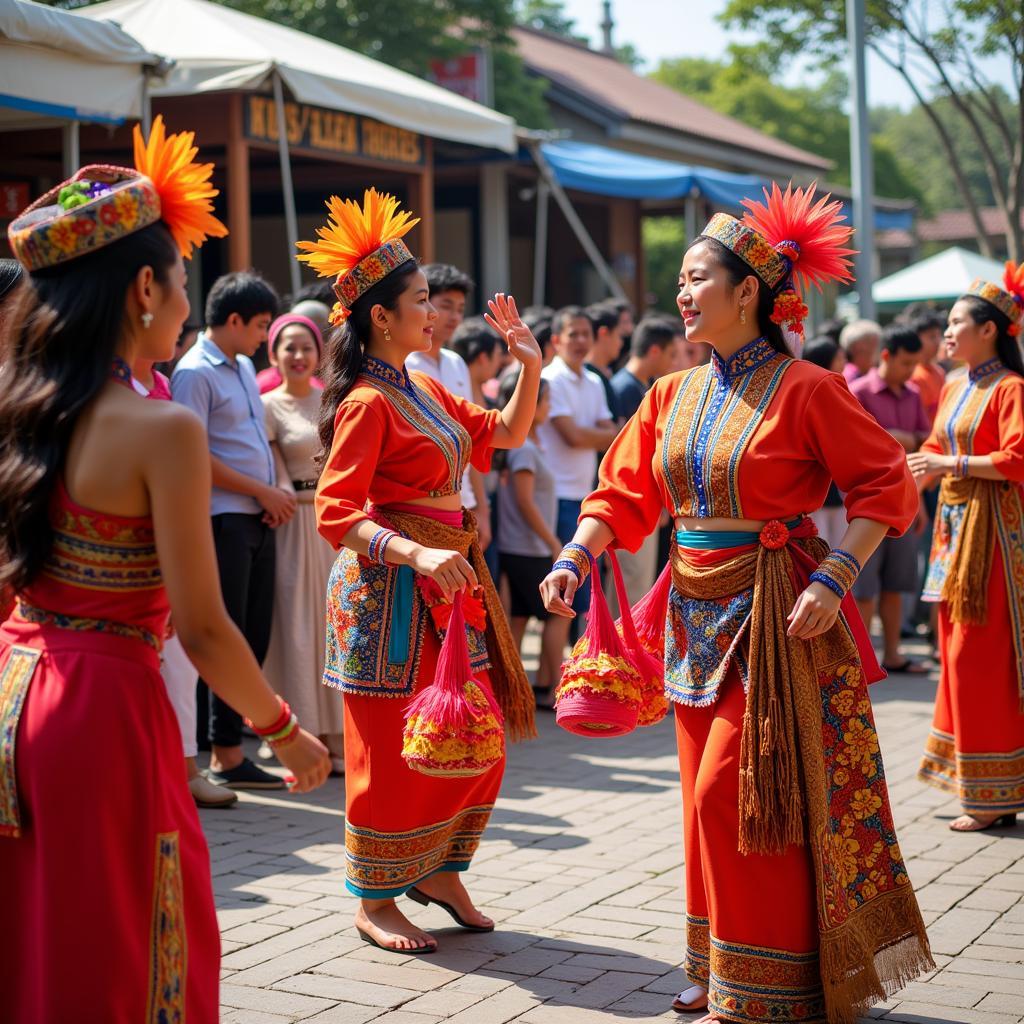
804, 337, 850, 548
608, 317, 682, 607
172, 271, 296, 788
408, 264, 491, 548
585, 301, 625, 424
850, 325, 931, 674
840, 318, 881, 383
256, 303, 329, 393
262, 315, 345, 775
908, 311, 948, 425
451, 316, 503, 407
523, 305, 555, 367
537, 306, 617, 644
496, 373, 563, 707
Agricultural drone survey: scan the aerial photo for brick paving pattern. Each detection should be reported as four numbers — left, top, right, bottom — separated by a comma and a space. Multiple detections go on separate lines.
207, 650, 1024, 1024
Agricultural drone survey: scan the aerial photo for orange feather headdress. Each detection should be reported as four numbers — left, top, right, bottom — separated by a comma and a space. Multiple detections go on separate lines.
966, 261, 1024, 337
296, 189, 420, 326
8, 115, 226, 272
700, 181, 856, 338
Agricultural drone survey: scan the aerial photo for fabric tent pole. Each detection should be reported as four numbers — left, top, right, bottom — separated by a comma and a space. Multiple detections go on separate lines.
527, 142, 626, 301
533, 179, 549, 307
273, 70, 302, 296
62, 121, 79, 178
141, 71, 151, 136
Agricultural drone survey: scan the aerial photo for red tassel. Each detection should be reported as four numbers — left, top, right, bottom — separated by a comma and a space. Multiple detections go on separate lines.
622, 562, 672, 667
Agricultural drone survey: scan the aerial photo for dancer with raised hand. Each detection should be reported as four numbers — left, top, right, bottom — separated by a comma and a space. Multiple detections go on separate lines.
303, 190, 539, 953
542, 184, 933, 1024
0, 118, 330, 1023
911, 266, 1024, 832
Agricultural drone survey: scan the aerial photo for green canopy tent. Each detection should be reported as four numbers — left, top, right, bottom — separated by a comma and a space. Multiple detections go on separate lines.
869, 247, 1007, 311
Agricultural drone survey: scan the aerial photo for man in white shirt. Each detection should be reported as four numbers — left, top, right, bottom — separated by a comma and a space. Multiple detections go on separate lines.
537, 306, 618, 641
406, 264, 492, 548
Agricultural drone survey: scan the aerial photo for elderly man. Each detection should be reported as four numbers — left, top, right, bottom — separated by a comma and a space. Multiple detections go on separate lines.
840, 318, 881, 383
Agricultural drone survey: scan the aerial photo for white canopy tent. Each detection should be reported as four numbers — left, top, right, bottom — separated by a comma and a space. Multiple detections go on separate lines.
872, 246, 1007, 308
0, 0, 162, 144
81, 0, 516, 154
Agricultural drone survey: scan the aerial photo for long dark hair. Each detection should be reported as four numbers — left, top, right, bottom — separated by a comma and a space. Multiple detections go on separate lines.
960, 295, 1024, 377
0, 222, 179, 593
686, 236, 792, 356
316, 260, 420, 466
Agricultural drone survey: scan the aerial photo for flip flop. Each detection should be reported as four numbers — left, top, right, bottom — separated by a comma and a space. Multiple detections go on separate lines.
406, 887, 495, 932
672, 985, 709, 1013
949, 813, 1017, 832
881, 659, 931, 676
357, 926, 437, 954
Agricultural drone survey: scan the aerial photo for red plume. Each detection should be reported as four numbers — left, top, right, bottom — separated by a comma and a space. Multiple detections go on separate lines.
741, 182, 856, 292
1003, 260, 1024, 304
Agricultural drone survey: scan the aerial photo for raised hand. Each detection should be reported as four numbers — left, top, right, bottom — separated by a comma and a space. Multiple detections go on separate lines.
485, 293, 542, 370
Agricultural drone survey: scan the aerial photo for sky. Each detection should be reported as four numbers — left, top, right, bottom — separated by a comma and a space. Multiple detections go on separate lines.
558, 0, 1011, 112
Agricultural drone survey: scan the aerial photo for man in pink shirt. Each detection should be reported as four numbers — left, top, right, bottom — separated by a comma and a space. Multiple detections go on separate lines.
849, 324, 930, 674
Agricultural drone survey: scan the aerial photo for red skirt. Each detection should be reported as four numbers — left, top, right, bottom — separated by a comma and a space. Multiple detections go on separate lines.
0, 619, 219, 1023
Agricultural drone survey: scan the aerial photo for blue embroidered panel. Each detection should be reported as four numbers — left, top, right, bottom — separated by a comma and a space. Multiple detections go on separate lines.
664, 586, 753, 706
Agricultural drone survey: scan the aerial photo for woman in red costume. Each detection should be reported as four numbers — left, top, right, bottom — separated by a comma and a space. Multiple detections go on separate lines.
542, 184, 932, 1024
911, 267, 1024, 832
0, 119, 330, 1023
305, 190, 540, 953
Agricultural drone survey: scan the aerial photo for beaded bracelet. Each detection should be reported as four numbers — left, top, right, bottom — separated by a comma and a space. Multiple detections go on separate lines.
809, 548, 862, 600
368, 527, 399, 565
553, 542, 593, 583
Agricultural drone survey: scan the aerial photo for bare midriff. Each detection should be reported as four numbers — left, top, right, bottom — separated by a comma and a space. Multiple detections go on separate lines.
403, 493, 464, 512
676, 516, 771, 533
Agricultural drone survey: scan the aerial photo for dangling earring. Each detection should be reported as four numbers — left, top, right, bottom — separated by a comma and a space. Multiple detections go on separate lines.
141, 312, 154, 329
383, 326, 392, 343
739, 305, 747, 325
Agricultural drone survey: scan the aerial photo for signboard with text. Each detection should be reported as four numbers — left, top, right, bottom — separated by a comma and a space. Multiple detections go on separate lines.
429, 54, 487, 105
245, 96, 423, 166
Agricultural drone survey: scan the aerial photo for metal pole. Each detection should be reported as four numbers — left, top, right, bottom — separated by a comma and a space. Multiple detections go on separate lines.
533, 179, 550, 307
847, 0, 876, 319
140, 72, 151, 136
528, 141, 627, 300
62, 121, 79, 177
273, 70, 302, 296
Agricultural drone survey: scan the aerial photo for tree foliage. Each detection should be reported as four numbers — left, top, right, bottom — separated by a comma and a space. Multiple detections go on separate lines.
719, 0, 1024, 259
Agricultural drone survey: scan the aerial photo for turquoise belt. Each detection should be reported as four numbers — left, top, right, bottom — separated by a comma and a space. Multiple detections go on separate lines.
388, 565, 414, 664
676, 517, 805, 551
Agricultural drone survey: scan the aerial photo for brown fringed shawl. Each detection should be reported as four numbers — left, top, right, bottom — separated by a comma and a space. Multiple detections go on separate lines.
384, 506, 536, 742
672, 525, 933, 1024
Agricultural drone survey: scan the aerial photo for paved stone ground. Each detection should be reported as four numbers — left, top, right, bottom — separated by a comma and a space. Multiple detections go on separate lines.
205, 640, 1024, 1024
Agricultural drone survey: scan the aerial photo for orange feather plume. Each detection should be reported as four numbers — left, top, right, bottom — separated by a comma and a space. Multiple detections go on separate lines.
296, 189, 420, 282
741, 181, 856, 292
1003, 259, 1024, 304
133, 116, 227, 260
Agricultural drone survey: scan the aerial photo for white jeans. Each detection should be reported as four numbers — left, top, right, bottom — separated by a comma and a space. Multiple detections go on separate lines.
161, 633, 198, 759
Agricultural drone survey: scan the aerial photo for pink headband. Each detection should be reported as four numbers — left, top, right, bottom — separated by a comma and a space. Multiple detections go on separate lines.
269, 314, 323, 354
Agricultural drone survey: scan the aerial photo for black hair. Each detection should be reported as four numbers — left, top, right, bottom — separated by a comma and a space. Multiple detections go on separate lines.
450, 316, 499, 365
908, 311, 946, 336
0, 222, 179, 592
816, 317, 845, 345
552, 305, 591, 336
881, 323, 923, 356
686, 236, 791, 356
423, 263, 474, 298
317, 261, 420, 465
631, 316, 682, 358
960, 295, 1024, 377
289, 279, 335, 307
522, 307, 552, 351
586, 301, 620, 334
205, 271, 279, 326
0, 259, 23, 303
498, 364, 548, 410
802, 336, 841, 371
605, 296, 634, 317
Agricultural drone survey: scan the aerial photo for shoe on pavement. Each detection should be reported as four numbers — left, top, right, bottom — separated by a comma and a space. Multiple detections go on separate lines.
206, 757, 286, 790
189, 774, 239, 808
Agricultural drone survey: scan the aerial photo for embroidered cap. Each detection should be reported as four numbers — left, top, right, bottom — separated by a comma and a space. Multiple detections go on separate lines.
966, 261, 1024, 336
8, 116, 227, 272
297, 189, 420, 326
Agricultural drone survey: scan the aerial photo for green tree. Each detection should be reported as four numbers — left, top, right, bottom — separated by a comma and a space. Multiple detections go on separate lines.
650, 57, 921, 201
642, 216, 686, 315
719, 0, 1024, 259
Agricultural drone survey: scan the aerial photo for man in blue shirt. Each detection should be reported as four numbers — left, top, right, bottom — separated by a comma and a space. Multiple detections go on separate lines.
172, 272, 295, 790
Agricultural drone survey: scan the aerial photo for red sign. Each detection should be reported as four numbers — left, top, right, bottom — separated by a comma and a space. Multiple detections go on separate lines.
0, 182, 30, 219
429, 54, 486, 104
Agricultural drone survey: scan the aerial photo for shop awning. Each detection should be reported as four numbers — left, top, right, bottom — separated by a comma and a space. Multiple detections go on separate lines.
81, 0, 517, 153
539, 140, 764, 207
871, 246, 1006, 307
0, 0, 161, 125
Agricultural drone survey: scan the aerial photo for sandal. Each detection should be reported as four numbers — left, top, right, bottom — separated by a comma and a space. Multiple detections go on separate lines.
357, 926, 436, 955
881, 659, 931, 676
407, 887, 495, 932
672, 986, 709, 1013
532, 685, 556, 711
949, 812, 1017, 832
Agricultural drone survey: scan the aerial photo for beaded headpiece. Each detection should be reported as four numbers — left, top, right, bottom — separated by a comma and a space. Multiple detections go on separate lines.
8, 116, 227, 272
296, 189, 420, 327
966, 262, 1024, 337
700, 182, 856, 338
